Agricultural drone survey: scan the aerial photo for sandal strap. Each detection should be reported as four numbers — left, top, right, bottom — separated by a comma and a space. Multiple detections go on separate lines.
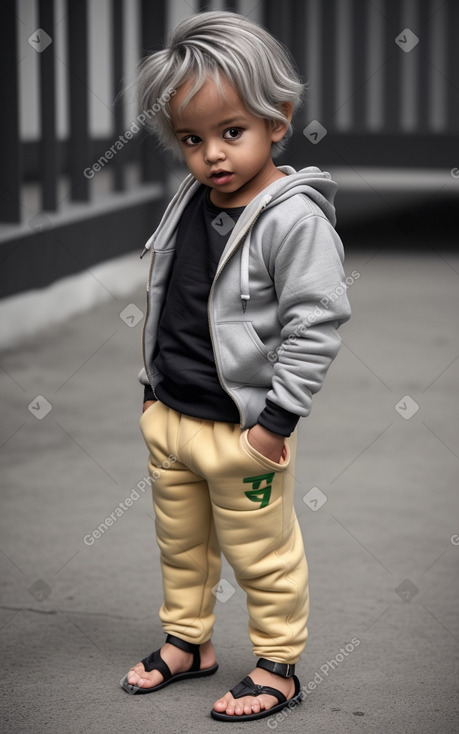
165, 634, 200, 671
257, 657, 295, 678
230, 676, 287, 705
141, 635, 201, 677
165, 633, 199, 653
141, 649, 172, 679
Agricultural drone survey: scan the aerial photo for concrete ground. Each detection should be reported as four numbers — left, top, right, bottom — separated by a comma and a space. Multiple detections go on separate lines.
0, 248, 458, 733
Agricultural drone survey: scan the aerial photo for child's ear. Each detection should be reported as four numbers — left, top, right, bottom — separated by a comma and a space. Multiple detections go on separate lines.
270, 102, 294, 142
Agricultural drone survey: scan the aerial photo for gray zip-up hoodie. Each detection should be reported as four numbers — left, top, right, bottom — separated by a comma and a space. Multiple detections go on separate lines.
139, 165, 352, 429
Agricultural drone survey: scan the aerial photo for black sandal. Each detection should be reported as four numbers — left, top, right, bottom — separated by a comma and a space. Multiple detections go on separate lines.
210, 658, 303, 722
120, 634, 218, 694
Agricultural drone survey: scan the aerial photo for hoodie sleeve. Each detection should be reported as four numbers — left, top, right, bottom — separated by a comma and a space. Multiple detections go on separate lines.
259, 213, 351, 424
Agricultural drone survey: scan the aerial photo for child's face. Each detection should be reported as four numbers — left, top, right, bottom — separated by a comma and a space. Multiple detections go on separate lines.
169, 76, 289, 208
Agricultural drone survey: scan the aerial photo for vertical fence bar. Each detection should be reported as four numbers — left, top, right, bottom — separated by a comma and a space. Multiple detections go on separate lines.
112, 0, 125, 191
366, 0, 385, 132
321, 0, 337, 129
39, 0, 58, 211
417, 0, 430, 134
352, 0, 368, 132
140, 0, 166, 184
0, 0, 21, 223
445, 0, 458, 134
383, 0, 402, 132
290, 0, 307, 137
67, 0, 89, 200
263, 0, 291, 48
291, 0, 307, 82
428, 0, 446, 133
305, 0, 323, 124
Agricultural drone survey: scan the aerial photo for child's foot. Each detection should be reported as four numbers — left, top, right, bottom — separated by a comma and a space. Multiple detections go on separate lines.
213, 667, 296, 717
126, 639, 216, 690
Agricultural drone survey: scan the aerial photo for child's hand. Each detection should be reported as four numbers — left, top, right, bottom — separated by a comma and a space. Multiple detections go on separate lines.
247, 424, 286, 463
143, 400, 157, 413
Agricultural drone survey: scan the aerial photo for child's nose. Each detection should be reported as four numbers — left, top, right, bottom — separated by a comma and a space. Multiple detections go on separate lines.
204, 140, 225, 163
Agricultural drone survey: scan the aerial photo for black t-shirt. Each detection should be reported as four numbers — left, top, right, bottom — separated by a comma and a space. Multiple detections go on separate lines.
144, 185, 300, 436
151, 185, 242, 422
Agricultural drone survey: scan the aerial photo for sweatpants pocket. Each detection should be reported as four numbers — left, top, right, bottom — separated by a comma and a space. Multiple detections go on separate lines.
240, 428, 290, 473
139, 399, 161, 427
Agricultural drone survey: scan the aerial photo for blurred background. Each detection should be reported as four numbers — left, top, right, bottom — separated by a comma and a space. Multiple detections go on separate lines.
1, 0, 458, 344
0, 2, 458, 733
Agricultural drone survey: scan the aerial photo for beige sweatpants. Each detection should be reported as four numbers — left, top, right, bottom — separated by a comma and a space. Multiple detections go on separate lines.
139, 400, 309, 664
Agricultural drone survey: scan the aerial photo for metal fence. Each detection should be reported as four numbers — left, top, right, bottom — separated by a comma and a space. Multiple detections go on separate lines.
270, 0, 459, 168
1, 0, 168, 224
1, 0, 457, 297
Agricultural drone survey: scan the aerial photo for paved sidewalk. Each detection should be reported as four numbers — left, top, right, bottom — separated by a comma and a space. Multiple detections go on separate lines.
0, 249, 458, 733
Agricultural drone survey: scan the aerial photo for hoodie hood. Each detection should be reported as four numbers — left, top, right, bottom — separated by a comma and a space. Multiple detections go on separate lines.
260, 165, 338, 225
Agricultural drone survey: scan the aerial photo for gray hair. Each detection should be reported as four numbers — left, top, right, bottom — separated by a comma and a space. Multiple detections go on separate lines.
136, 11, 304, 158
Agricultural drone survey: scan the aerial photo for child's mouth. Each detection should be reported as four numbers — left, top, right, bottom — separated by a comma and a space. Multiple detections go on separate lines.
210, 171, 234, 185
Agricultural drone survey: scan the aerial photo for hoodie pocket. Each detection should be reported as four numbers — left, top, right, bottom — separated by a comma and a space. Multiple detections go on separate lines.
216, 321, 274, 386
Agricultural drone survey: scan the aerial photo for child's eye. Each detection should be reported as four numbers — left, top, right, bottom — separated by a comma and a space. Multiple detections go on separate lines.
223, 127, 243, 140
182, 135, 202, 146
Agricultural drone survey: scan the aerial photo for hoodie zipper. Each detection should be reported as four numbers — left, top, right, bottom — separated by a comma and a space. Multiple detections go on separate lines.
207, 196, 271, 428
139, 178, 200, 393
141, 250, 156, 393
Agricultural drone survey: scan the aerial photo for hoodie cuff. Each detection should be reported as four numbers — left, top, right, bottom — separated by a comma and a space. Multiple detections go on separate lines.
143, 384, 155, 403
257, 399, 300, 437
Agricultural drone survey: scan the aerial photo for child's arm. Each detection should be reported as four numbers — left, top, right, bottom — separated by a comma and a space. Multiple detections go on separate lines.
258, 213, 351, 430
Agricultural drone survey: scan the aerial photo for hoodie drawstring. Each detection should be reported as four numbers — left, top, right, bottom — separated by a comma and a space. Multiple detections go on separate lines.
238, 193, 273, 312
240, 235, 251, 312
